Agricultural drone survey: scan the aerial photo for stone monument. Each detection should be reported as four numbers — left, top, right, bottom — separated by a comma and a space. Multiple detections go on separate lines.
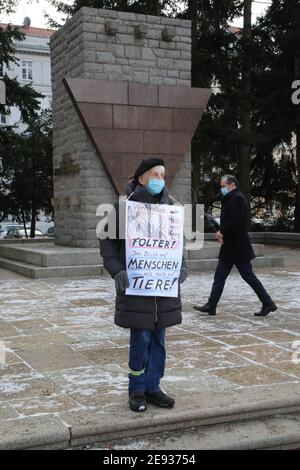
50, 6, 211, 248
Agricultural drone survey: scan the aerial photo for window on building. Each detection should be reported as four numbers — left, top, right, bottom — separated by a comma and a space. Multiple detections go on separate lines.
22, 61, 33, 81
0, 106, 10, 126
0, 113, 7, 125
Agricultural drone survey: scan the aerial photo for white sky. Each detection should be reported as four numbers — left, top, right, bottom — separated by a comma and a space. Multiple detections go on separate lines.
1, 0, 272, 29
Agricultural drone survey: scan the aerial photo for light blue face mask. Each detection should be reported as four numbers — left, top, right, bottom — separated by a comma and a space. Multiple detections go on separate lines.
221, 186, 230, 196
146, 178, 165, 196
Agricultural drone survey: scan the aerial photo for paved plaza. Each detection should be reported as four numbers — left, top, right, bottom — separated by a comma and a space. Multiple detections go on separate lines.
0, 246, 300, 448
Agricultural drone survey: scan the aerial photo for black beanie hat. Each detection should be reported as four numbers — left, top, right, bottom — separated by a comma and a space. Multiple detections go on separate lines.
133, 157, 165, 181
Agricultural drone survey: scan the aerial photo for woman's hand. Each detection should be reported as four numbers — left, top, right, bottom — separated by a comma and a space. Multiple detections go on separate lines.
179, 267, 189, 284
114, 270, 129, 293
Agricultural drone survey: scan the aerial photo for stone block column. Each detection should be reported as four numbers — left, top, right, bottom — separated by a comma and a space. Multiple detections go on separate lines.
50, 7, 199, 248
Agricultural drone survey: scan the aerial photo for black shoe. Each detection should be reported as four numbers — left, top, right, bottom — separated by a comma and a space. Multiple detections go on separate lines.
254, 302, 277, 317
129, 392, 147, 412
193, 302, 216, 316
145, 390, 175, 408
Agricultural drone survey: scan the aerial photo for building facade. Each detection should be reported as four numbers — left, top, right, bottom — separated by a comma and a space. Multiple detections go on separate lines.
0, 20, 55, 130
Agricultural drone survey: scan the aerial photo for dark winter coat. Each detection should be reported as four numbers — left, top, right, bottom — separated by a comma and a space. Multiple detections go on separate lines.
99, 180, 185, 331
219, 188, 255, 263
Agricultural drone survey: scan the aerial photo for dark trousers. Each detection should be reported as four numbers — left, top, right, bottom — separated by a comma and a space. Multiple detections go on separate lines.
209, 259, 273, 307
128, 328, 166, 393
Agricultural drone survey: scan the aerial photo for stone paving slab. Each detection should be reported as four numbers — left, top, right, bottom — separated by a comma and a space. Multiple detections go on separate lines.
0, 415, 70, 450
0, 261, 300, 448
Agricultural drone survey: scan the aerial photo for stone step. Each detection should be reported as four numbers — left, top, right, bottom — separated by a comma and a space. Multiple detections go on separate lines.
89, 413, 300, 450
185, 243, 265, 260
0, 254, 284, 279
0, 242, 265, 268
56, 389, 300, 449
0, 257, 103, 279
63, 376, 300, 450
0, 243, 100, 267
186, 256, 284, 271
0, 256, 284, 279
3, 380, 300, 450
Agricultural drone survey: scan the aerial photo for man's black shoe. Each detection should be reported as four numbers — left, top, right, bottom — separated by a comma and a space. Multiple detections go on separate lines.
254, 302, 277, 317
193, 302, 216, 316
145, 390, 175, 408
129, 392, 147, 412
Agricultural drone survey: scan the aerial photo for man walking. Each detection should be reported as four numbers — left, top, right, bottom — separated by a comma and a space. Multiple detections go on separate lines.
194, 175, 277, 317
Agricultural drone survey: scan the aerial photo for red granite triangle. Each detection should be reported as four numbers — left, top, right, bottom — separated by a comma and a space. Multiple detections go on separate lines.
63, 78, 211, 195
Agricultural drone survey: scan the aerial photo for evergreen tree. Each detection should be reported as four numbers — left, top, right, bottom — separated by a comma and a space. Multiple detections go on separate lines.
47, 0, 300, 232
46, 0, 177, 27
0, 0, 53, 235
178, 1, 244, 212
0, 110, 53, 236
0, 1, 43, 122
252, 0, 300, 232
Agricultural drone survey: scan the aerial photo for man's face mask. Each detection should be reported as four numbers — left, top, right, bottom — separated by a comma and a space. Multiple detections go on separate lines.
146, 178, 165, 196
220, 186, 230, 196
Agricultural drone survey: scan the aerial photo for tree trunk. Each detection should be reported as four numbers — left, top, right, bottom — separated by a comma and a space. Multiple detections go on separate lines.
30, 167, 36, 238
21, 210, 28, 238
189, 0, 201, 206
30, 204, 37, 238
239, 0, 252, 227
189, 0, 201, 231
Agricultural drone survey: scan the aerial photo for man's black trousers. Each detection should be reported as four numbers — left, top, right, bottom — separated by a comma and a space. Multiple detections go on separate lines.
208, 259, 272, 307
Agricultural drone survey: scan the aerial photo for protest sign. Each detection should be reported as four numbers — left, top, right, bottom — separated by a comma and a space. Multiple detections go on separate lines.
125, 200, 184, 297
